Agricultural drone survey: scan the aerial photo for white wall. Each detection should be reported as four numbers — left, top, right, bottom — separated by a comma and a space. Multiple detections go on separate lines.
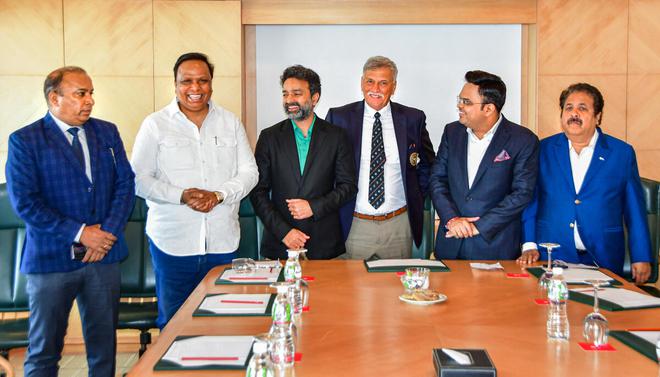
256, 24, 522, 149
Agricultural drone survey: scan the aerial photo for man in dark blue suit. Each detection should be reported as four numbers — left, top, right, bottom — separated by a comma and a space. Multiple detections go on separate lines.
326, 56, 434, 259
518, 83, 652, 283
5, 66, 135, 376
430, 70, 539, 260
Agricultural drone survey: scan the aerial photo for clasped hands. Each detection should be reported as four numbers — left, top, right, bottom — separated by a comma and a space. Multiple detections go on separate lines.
79, 224, 116, 263
282, 198, 313, 250
445, 216, 480, 238
181, 188, 220, 213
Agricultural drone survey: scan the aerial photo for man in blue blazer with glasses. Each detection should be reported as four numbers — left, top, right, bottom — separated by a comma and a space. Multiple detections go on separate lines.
6, 66, 135, 376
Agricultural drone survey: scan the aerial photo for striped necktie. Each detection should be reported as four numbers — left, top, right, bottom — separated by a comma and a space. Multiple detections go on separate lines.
368, 112, 385, 209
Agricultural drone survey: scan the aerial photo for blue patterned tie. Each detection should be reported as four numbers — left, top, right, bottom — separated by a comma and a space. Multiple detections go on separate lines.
368, 112, 385, 209
67, 127, 84, 168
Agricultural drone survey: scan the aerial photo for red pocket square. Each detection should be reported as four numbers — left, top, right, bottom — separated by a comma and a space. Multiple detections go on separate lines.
494, 150, 511, 162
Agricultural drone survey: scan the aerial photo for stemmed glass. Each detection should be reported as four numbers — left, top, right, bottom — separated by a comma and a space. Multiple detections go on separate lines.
537, 243, 560, 299
583, 279, 609, 346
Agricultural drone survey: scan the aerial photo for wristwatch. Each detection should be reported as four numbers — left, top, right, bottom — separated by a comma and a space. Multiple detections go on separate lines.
214, 191, 224, 205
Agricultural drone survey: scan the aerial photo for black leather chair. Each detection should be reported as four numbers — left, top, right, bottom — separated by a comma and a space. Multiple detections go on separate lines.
411, 196, 435, 259
0, 183, 29, 376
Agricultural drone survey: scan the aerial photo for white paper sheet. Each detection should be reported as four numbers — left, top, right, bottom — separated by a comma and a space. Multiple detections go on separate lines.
554, 260, 599, 269
469, 262, 504, 270
198, 294, 272, 314
570, 287, 660, 309
560, 268, 615, 284
219, 267, 281, 283
255, 260, 282, 269
161, 335, 253, 367
366, 259, 447, 268
629, 331, 660, 346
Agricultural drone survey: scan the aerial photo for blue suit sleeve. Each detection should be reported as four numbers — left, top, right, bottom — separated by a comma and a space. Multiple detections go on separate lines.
6, 132, 81, 242
429, 128, 460, 225
623, 148, 652, 264
521, 186, 539, 244
100, 125, 135, 237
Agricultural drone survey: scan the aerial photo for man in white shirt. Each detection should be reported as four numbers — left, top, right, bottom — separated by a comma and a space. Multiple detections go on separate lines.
429, 70, 539, 260
519, 83, 652, 284
326, 56, 435, 259
131, 52, 258, 328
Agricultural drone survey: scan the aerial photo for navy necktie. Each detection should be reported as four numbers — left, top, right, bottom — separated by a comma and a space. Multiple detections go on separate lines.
368, 112, 386, 209
67, 127, 84, 168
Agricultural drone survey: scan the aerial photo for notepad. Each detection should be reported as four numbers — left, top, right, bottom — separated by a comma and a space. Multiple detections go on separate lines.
155, 335, 253, 370
561, 268, 615, 284
569, 287, 660, 310
194, 293, 274, 316
364, 259, 449, 272
216, 267, 283, 285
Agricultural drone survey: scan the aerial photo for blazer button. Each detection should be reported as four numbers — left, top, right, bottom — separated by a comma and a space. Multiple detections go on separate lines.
88, 187, 92, 192
466, 196, 472, 201
574, 199, 581, 205
569, 223, 575, 228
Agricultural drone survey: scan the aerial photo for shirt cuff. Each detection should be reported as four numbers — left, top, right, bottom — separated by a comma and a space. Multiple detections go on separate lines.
74, 224, 86, 243
521, 242, 537, 252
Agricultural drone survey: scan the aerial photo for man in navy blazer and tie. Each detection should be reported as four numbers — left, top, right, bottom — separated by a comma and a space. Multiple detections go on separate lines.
326, 56, 435, 259
6, 66, 135, 376
430, 70, 539, 260
518, 83, 652, 283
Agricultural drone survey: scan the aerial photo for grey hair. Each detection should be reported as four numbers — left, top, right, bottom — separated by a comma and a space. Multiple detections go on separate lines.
43, 66, 87, 102
362, 56, 398, 81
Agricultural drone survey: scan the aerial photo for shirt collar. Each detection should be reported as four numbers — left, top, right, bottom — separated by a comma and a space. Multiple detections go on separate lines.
292, 114, 316, 138
49, 111, 84, 135
364, 101, 392, 119
568, 129, 599, 153
466, 114, 502, 142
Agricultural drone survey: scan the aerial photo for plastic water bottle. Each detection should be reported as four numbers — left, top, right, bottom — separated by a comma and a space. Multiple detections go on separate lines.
284, 250, 302, 282
269, 282, 297, 361
246, 337, 275, 377
547, 267, 570, 340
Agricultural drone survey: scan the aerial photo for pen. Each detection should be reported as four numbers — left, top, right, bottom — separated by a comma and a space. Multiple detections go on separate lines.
220, 300, 264, 304
227, 277, 268, 280
625, 328, 660, 332
181, 356, 239, 361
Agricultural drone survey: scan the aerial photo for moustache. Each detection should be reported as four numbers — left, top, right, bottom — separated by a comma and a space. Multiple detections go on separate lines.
568, 116, 582, 126
367, 92, 384, 98
284, 102, 301, 110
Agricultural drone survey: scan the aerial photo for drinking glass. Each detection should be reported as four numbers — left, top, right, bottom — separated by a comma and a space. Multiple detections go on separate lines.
232, 257, 256, 274
582, 279, 609, 346
400, 267, 430, 293
537, 243, 560, 299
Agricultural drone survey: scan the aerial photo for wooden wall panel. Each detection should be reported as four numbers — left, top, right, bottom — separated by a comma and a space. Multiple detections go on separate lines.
242, 0, 536, 25
537, 0, 628, 75
0, 76, 49, 151
627, 74, 660, 151
0, 0, 63, 75
629, 0, 660, 74
64, 0, 153, 76
637, 150, 660, 181
537, 75, 627, 141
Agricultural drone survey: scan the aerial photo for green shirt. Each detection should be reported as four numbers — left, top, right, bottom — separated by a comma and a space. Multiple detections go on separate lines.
292, 115, 316, 174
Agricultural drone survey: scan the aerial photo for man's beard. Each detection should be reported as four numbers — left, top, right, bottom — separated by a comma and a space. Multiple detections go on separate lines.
284, 101, 312, 121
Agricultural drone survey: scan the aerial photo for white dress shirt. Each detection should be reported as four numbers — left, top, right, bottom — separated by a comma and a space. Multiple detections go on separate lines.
466, 115, 502, 188
355, 102, 407, 215
131, 99, 258, 256
522, 131, 599, 253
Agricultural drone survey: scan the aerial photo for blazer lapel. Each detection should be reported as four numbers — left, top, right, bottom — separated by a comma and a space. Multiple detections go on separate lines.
352, 102, 365, 184
43, 114, 87, 177
455, 127, 469, 190
391, 102, 408, 191
553, 134, 576, 193
580, 128, 609, 193
469, 118, 511, 191
300, 115, 322, 189
280, 120, 302, 186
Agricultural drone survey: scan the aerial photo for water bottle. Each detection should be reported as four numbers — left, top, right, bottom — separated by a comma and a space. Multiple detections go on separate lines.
269, 282, 298, 341
547, 267, 570, 340
246, 337, 275, 377
284, 250, 303, 282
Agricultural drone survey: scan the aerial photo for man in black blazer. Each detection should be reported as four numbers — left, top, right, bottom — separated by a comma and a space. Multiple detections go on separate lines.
251, 65, 357, 260
430, 70, 539, 260
326, 56, 435, 259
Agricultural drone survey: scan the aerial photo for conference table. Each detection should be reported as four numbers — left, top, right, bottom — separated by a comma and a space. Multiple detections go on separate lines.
126, 260, 660, 376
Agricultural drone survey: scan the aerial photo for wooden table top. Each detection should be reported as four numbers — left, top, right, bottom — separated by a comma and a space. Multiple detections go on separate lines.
126, 260, 660, 376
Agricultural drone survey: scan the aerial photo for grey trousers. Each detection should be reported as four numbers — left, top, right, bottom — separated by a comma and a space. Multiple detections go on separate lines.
345, 212, 413, 260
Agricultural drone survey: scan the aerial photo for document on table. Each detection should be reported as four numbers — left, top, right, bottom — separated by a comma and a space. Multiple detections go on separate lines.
469, 262, 503, 270
216, 267, 282, 285
629, 331, 660, 346
365, 259, 448, 269
155, 335, 253, 370
561, 268, 615, 284
570, 287, 660, 309
194, 293, 274, 316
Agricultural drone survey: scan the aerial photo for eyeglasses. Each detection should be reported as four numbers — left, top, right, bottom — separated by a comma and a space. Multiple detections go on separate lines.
456, 96, 485, 106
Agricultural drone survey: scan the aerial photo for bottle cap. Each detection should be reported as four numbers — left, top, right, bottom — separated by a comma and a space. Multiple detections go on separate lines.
253, 340, 268, 353
287, 250, 297, 258
552, 267, 563, 275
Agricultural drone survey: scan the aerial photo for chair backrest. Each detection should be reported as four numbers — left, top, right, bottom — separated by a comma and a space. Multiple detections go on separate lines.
0, 183, 29, 311
623, 177, 660, 283
120, 197, 156, 297
237, 199, 262, 260
411, 196, 435, 259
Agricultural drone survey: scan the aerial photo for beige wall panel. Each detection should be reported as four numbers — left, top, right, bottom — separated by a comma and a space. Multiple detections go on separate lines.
636, 150, 660, 181
537, 75, 627, 141
629, 0, 660, 74
90, 77, 154, 152
537, 0, 628, 75
242, 0, 536, 24
627, 74, 660, 151
0, 0, 64, 75
154, 76, 242, 120
153, 1, 241, 77
0, 76, 49, 151
63, 0, 153, 76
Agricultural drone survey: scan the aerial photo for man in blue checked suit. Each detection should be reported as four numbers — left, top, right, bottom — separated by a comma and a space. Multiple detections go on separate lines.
5, 66, 135, 377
